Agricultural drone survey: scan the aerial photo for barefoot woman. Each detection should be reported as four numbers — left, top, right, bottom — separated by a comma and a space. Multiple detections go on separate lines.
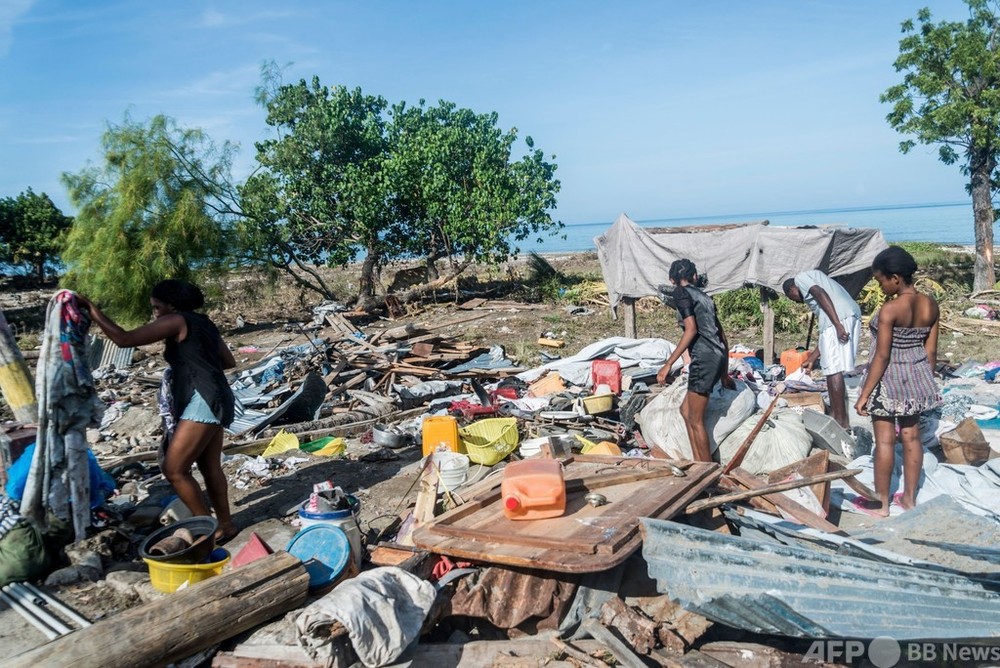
854, 247, 941, 517
80, 280, 238, 541
656, 259, 734, 462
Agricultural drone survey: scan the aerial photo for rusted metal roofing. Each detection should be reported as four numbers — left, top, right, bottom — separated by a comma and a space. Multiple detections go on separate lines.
641, 517, 1000, 640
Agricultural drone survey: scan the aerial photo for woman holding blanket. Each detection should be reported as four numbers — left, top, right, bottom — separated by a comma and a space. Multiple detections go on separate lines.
656, 259, 734, 462
854, 246, 941, 517
79, 280, 239, 542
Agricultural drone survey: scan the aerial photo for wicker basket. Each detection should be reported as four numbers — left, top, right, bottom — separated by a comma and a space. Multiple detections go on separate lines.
940, 417, 992, 466
459, 418, 519, 466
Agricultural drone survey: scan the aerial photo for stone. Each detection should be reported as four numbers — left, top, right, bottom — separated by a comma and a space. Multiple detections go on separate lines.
104, 570, 148, 597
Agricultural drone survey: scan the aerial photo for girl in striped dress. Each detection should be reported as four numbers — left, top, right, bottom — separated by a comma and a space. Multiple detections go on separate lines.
854, 246, 941, 517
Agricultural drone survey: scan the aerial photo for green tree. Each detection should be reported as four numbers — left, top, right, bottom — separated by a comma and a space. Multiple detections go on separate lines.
385, 100, 561, 293
61, 115, 240, 324
242, 76, 400, 307
0, 189, 72, 283
882, 0, 1000, 291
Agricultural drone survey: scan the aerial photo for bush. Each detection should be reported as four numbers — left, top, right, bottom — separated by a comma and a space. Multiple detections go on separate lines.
715, 288, 801, 334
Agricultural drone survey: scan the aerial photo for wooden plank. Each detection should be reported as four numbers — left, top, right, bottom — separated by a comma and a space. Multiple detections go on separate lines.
727, 468, 846, 535
767, 450, 830, 512
684, 468, 861, 514
828, 460, 879, 501
581, 619, 648, 668
8, 553, 309, 668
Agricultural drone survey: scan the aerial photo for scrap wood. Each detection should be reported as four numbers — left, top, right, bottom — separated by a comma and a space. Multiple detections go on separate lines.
421, 311, 492, 332
721, 391, 782, 475
398, 456, 439, 546
767, 450, 831, 512
551, 637, 612, 668
684, 468, 863, 514
581, 619, 648, 668
724, 468, 847, 535
656, 609, 715, 654
598, 596, 657, 655
8, 552, 309, 668
828, 460, 879, 501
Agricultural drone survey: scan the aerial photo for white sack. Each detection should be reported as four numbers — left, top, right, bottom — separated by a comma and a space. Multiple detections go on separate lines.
637, 378, 757, 459
717, 408, 812, 475
296, 566, 436, 667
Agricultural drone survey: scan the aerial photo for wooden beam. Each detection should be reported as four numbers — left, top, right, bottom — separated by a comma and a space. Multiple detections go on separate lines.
685, 468, 862, 514
760, 287, 774, 364
8, 552, 309, 668
726, 468, 846, 535
622, 297, 637, 338
721, 392, 782, 474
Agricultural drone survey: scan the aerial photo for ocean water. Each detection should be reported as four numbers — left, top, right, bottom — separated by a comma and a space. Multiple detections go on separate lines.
518, 201, 984, 254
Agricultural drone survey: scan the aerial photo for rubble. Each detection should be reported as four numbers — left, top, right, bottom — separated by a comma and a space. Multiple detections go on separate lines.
2, 290, 1000, 667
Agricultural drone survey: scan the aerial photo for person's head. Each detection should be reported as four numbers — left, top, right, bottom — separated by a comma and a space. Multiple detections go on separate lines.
669, 259, 707, 287
782, 277, 803, 302
871, 246, 918, 296
150, 279, 205, 317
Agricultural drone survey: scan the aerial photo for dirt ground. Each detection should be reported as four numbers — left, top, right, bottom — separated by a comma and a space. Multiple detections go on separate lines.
2, 252, 1000, 659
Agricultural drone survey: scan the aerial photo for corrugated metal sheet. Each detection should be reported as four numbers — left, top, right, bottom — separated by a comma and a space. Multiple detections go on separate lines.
641, 517, 1000, 640
87, 337, 134, 369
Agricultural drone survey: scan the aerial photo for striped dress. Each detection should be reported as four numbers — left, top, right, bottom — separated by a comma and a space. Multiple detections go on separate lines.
864, 311, 942, 417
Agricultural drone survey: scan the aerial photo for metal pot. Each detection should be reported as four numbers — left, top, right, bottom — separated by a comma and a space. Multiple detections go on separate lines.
372, 424, 408, 449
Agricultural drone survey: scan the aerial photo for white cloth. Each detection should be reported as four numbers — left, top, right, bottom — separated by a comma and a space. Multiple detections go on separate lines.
794, 270, 862, 332
296, 567, 436, 667
517, 337, 677, 385
818, 315, 860, 376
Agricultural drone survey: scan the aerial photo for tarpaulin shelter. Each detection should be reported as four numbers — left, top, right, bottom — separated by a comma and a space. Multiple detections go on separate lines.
594, 214, 890, 360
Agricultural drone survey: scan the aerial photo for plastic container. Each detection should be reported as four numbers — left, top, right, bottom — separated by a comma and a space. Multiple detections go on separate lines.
590, 359, 622, 395
800, 408, 850, 457
422, 415, 461, 457
431, 451, 470, 489
501, 459, 566, 520
286, 525, 352, 591
581, 440, 622, 456
145, 547, 230, 593
139, 516, 218, 565
460, 417, 519, 466
581, 393, 614, 415
298, 500, 363, 570
780, 348, 811, 375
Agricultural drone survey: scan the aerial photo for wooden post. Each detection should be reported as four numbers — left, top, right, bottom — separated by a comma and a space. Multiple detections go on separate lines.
759, 287, 774, 364
7, 552, 310, 668
622, 297, 637, 339
0, 309, 37, 423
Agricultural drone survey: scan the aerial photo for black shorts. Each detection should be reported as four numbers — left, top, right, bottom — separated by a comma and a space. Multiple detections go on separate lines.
687, 349, 726, 395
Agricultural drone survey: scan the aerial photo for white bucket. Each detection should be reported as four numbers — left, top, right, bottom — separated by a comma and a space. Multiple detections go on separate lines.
431, 451, 469, 489
298, 502, 363, 569
519, 437, 549, 458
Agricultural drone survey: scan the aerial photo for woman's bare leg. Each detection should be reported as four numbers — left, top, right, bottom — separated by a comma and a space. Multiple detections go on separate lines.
681, 390, 712, 462
162, 420, 217, 517
896, 415, 922, 510
195, 427, 236, 539
870, 416, 896, 517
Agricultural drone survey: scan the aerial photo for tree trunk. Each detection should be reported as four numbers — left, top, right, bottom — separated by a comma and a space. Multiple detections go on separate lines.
357, 250, 380, 312
970, 149, 996, 292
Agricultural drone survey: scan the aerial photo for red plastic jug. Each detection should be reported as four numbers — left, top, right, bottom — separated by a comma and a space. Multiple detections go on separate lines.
501, 459, 566, 520
590, 359, 622, 395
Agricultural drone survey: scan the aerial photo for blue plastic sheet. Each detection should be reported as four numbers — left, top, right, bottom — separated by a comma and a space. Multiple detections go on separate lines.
5, 443, 115, 509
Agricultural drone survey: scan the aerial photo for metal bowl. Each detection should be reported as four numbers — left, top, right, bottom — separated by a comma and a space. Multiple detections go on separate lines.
372, 423, 408, 449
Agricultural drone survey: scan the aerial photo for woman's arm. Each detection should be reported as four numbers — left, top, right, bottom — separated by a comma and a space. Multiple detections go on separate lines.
854, 305, 896, 415
218, 336, 236, 369
80, 297, 184, 348
657, 315, 697, 384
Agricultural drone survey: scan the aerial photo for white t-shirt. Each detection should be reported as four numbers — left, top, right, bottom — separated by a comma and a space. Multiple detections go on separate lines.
793, 270, 861, 332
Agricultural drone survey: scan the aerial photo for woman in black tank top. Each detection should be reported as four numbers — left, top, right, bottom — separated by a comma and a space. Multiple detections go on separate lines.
656, 259, 733, 462
80, 280, 238, 543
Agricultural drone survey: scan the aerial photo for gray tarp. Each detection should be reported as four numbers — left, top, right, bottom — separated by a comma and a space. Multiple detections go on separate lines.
595, 214, 890, 308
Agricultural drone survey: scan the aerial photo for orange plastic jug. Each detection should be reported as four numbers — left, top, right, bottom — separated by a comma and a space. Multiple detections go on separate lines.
780, 348, 811, 375
501, 459, 566, 520
590, 359, 622, 395
422, 415, 461, 457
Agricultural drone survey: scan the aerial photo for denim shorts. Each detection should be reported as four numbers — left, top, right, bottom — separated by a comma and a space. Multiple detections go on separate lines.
179, 391, 220, 425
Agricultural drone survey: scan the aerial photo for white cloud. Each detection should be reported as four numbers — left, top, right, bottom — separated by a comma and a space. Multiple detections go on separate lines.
196, 7, 299, 29
0, 0, 35, 56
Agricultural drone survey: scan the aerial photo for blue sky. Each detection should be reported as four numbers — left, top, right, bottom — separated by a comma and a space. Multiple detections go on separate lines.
0, 1, 975, 226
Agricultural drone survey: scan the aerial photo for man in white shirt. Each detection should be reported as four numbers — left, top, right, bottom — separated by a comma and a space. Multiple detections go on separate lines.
782, 271, 861, 429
